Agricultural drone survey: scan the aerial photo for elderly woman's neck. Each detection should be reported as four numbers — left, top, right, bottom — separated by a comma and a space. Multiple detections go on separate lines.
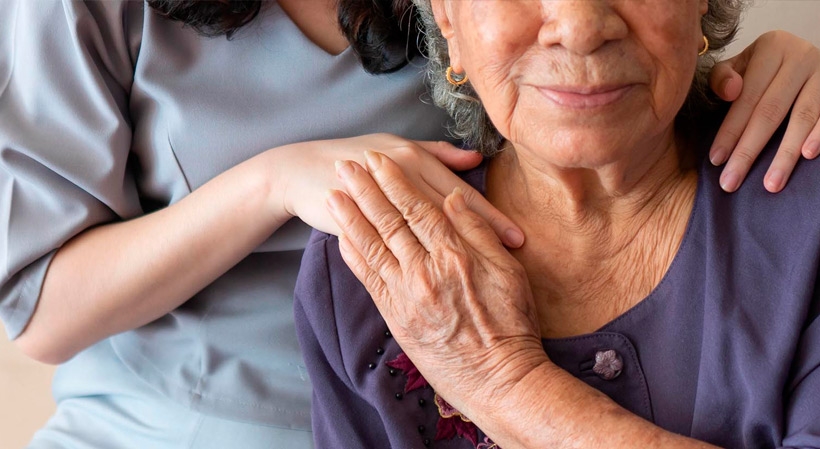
489, 136, 694, 233
487, 138, 698, 337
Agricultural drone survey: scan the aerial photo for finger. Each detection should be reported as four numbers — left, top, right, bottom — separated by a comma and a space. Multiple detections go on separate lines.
722, 52, 817, 192
804, 120, 820, 160
336, 233, 393, 312
718, 63, 818, 192
335, 159, 432, 267
709, 60, 743, 102
720, 44, 753, 81
418, 162, 525, 248
326, 187, 406, 284
763, 77, 820, 192
411, 140, 483, 171
443, 188, 508, 258
710, 47, 781, 168
362, 151, 464, 255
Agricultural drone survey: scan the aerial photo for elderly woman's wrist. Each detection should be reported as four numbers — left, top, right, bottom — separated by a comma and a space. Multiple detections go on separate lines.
457, 357, 559, 448
459, 346, 553, 415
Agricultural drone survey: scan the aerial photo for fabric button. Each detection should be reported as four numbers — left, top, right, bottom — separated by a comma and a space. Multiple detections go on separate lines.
592, 349, 623, 380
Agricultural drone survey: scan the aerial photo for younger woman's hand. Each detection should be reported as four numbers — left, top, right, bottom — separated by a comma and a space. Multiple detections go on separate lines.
708, 31, 820, 193
271, 134, 524, 247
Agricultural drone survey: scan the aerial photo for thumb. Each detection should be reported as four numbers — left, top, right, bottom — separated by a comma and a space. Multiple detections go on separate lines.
709, 46, 753, 102
709, 59, 744, 102
412, 140, 483, 171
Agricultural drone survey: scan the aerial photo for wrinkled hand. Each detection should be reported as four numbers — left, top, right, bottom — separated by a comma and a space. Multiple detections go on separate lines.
708, 31, 820, 192
327, 151, 547, 412
274, 134, 523, 247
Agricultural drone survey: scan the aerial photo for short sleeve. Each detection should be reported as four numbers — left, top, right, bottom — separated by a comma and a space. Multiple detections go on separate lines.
0, 0, 143, 338
294, 233, 392, 447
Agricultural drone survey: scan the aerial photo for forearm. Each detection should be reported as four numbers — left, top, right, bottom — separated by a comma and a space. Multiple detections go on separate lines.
472, 362, 719, 449
14, 151, 291, 364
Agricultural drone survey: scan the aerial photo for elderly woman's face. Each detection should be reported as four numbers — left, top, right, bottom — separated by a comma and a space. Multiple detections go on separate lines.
433, 0, 709, 167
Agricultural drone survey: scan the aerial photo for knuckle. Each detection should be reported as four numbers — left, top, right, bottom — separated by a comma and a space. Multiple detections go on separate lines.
390, 144, 423, 164
793, 107, 820, 128
404, 200, 442, 226
759, 30, 781, 44
730, 148, 758, 168
806, 86, 820, 114
446, 250, 473, 273
718, 125, 743, 143
458, 185, 479, 206
461, 212, 494, 240
777, 144, 801, 160
755, 101, 787, 126
335, 213, 360, 233
412, 273, 439, 299
796, 40, 817, 59
772, 30, 796, 47
363, 271, 383, 292
738, 86, 765, 107
373, 211, 409, 240
362, 237, 392, 268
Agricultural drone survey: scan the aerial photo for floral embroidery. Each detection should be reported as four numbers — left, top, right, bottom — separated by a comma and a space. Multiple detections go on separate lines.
434, 393, 470, 421
592, 349, 623, 380
477, 437, 499, 449
386, 353, 501, 449
433, 393, 479, 446
386, 352, 428, 393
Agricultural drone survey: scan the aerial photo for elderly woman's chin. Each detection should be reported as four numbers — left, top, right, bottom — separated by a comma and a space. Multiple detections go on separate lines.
502, 88, 683, 168
506, 108, 673, 170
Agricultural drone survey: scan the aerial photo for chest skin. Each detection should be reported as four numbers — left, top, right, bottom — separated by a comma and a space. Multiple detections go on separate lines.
485, 153, 697, 338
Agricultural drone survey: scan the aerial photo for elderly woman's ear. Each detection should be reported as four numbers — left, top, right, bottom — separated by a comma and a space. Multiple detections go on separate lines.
429, 0, 464, 73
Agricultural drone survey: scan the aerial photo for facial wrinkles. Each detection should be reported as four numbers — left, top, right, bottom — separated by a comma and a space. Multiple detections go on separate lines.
635, 6, 700, 123
454, 0, 703, 168
455, 0, 535, 139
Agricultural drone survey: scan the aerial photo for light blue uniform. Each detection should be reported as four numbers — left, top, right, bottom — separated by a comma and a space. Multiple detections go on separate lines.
0, 1, 452, 446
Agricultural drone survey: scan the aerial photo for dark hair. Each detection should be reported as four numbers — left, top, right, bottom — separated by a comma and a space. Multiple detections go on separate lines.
146, 0, 423, 74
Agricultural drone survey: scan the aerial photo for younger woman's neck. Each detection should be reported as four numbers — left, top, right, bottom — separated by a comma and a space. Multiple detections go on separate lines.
277, 0, 349, 55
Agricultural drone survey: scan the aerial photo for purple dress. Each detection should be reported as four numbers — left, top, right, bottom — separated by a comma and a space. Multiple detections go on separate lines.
294, 127, 820, 449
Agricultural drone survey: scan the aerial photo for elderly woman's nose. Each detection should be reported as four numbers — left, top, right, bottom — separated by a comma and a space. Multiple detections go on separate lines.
538, 1, 628, 55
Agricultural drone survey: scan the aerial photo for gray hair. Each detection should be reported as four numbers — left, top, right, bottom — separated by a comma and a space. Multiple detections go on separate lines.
412, 0, 748, 155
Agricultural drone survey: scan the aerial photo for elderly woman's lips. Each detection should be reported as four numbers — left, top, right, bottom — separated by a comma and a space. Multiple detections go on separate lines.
537, 85, 634, 108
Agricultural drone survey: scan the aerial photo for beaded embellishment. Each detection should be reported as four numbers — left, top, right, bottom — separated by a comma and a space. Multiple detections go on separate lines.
386, 353, 501, 449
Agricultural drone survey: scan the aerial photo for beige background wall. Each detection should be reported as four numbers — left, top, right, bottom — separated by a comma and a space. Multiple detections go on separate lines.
727, 0, 820, 54
1, 1, 819, 448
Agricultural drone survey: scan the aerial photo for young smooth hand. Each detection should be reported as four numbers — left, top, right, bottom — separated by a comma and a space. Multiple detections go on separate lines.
271, 134, 524, 247
708, 31, 820, 192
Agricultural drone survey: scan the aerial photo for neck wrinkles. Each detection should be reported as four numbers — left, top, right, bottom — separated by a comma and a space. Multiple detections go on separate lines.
489, 128, 697, 257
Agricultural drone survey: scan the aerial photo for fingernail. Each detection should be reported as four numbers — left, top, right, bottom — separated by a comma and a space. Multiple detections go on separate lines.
505, 229, 525, 248
720, 77, 732, 95
335, 160, 354, 179
450, 187, 466, 212
364, 150, 382, 170
720, 171, 740, 192
326, 189, 344, 211
709, 146, 727, 166
764, 170, 784, 193
805, 141, 820, 159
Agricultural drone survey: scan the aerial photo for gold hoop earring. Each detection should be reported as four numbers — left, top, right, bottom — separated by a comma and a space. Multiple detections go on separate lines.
446, 67, 469, 86
698, 35, 709, 56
